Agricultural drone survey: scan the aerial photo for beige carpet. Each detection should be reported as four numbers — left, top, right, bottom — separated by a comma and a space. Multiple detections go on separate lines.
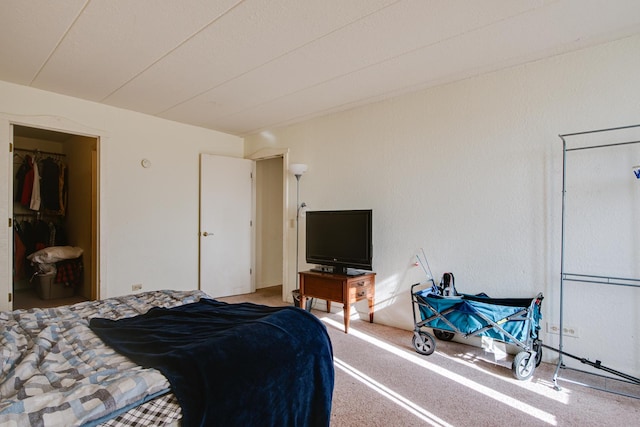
220, 286, 639, 427
12, 286, 88, 309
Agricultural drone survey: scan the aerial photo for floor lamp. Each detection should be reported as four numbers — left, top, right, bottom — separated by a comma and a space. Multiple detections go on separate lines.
289, 163, 307, 307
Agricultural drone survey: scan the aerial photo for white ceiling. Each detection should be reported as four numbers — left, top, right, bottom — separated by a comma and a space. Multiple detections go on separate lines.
1, 0, 639, 137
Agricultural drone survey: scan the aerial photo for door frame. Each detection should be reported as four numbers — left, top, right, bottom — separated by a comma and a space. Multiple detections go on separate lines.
247, 148, 290, 301
1, 114, 104, 310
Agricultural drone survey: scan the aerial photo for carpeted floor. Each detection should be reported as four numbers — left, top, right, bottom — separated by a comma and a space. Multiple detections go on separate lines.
220, 286, 639, 427
12, 286, 88, 309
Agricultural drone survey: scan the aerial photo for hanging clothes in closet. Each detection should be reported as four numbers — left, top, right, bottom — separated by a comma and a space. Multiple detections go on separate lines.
13, 224, 26, 281
13, 151, 70, 283
14, 152, 68, 215
13, 217, 69, 282
15, 154, 34, 207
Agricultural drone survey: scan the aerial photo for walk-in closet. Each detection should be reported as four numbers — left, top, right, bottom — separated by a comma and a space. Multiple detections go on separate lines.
11, 125, 98, 309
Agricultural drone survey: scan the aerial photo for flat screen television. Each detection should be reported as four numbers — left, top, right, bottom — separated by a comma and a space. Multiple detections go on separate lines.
305, 209, 373, 276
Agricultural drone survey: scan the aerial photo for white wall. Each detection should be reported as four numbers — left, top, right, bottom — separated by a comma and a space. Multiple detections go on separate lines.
0, 80, 243, 307
245, 35, 640, 376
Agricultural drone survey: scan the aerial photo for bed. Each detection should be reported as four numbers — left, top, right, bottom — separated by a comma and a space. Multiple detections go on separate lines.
0, 290, 334, 427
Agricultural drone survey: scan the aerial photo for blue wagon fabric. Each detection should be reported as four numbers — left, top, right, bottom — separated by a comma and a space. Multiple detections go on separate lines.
416, 290, 541, 344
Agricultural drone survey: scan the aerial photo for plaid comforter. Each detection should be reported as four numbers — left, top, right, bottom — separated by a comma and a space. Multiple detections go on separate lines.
0, 290, 206, 427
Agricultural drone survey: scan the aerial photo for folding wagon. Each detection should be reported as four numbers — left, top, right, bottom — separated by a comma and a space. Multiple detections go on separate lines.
411, 280, 544, 380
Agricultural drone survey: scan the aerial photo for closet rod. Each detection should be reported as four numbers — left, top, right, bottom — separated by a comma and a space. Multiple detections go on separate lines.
13, 212, 45, 219
14, 147, 66, 157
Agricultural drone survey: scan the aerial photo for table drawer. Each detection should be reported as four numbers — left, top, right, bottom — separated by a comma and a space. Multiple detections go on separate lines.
348, 277, 373, 300
303, 276, 344, 301
348, 277, 372, 289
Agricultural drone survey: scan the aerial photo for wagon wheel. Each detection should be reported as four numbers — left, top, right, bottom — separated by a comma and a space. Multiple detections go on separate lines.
412, 331, 436, 355
512, 351, 536, 381
533, 340, 543, 367
433, 329, 455, 341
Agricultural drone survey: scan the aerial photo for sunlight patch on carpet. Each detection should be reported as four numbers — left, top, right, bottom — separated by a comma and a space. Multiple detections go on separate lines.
334, 357, 454, 427
323, 317, 558, 425
437, 349, 572, 404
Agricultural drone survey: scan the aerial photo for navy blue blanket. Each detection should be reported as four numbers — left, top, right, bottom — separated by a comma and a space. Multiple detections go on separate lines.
89, 299, 334, 427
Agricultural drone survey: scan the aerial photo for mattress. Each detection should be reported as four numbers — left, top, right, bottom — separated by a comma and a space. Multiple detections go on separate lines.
0, 290, 205, 426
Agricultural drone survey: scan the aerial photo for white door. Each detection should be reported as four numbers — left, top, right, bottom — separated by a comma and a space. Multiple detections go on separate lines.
200, 154, 254, 298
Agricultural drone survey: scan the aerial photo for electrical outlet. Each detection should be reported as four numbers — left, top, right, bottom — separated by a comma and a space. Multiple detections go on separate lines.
132, 283, 142, 291
546, 322, 579, 338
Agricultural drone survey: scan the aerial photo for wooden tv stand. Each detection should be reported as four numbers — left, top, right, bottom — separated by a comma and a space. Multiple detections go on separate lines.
298, 270, 375, 333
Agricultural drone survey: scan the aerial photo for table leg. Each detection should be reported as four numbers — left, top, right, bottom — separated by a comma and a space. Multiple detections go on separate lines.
343, 303, 350, 333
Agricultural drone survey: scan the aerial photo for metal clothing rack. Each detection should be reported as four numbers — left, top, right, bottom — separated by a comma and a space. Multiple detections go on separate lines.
553, 124, 640, 399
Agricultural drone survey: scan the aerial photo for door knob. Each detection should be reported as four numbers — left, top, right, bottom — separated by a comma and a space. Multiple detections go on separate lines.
202, 231, 213, 237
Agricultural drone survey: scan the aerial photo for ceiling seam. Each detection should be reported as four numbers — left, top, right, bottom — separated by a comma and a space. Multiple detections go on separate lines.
238, 29, 640, 137
153, 0, 405, 116
190, 4, 547, 129
98, 0, 246, 103
29, 0, 92, 86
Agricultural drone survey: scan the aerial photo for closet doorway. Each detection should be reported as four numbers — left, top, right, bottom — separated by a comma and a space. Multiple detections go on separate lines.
11, 125, 98, 309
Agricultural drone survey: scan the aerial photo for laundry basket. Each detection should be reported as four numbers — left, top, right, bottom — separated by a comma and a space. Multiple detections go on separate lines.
28, 246, 83, 300
36, 271, 75, 300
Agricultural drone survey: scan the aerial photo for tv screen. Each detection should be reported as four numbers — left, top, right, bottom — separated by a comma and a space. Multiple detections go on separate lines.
305, 209, 373, 275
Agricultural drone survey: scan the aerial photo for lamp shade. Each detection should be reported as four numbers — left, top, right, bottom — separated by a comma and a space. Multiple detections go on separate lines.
289, 163, 308, 176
